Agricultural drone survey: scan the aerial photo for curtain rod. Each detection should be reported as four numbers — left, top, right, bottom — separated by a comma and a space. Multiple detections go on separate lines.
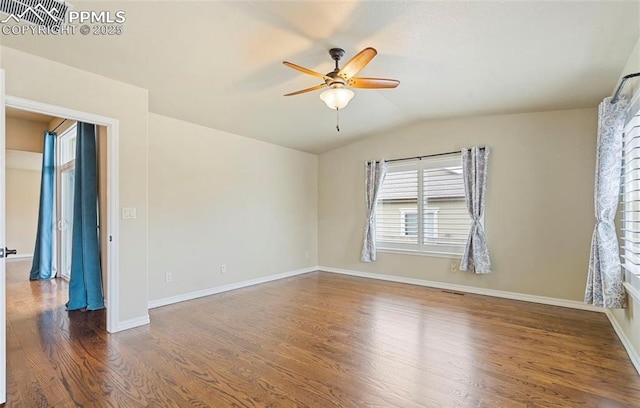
611, 72, 640, 104
49, 118, 67, 133
385, 147, 486, 163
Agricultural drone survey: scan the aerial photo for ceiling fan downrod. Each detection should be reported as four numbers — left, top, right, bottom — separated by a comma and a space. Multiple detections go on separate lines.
329, 48, 345, 72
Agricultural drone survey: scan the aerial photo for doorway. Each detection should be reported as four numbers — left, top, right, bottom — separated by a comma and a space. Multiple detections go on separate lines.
4, 96, 120, 333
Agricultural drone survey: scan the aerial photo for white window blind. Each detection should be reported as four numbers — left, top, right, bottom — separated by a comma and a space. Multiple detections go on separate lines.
621, 109, 640, 293
376, 154, 472, 257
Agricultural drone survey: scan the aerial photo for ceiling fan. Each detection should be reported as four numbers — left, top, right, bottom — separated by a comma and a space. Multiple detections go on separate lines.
283, 47, 400, 113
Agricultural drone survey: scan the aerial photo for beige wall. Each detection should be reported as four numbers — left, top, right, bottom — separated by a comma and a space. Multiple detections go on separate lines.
319, 108, 597, 301
6, 116, 45, 153
47, 117, 75, 136
147, 113, 318, 302
1, 45, 150, 323
610, 34, 640, 369
5, 169, 39, 256
617, 36, 640, 98
5, 116, 45, 258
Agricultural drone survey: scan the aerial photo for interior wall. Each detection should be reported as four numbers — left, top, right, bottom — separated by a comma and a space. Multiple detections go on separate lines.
6, 116, 45, 152
617, 36, 640, 98
48, 117, 75, 136
0, 45, 150, 324
319, 107, 597, 301
610, 34, 640, 369
5, 168, 39, 257
4, 115, 45, 258
147, 113, 318, 302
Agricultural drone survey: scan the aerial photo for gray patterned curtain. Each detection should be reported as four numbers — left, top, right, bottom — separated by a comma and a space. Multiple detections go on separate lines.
361, 160, 387, 262
585, 96, 629, 308
460, 146, 492, 274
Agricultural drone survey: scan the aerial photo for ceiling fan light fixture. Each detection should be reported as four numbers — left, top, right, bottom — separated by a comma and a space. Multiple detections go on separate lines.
320, 87, 354, 110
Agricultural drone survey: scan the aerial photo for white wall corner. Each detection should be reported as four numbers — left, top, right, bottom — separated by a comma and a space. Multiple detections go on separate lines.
605, 310, 640, 376
115, 315, 150, 332
148, 266, 319, 309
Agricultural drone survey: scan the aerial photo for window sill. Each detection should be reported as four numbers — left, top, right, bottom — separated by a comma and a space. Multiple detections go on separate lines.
378, 248, 462, 260
621, 263, 640, 302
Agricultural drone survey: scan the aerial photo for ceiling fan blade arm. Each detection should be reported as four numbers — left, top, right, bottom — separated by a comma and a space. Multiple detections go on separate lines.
283, 61, 332, 81
283, 83, 328, 96
337, 47, 377, 80
348, 77, 400, 89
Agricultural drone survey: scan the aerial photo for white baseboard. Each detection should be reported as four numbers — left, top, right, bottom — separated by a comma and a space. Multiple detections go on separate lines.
7, 253, 33, 260
318, 266, 603, 312
148, 266, 317, 309
605, 310, 640, 376
116, 315, 150, 332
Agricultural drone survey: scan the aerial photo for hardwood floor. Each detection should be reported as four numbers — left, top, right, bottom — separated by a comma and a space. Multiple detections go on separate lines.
4, 259, 640, 407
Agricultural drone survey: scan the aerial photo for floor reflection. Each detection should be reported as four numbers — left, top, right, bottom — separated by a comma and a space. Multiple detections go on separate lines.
6, 258, 111, 387
363, 291, 478, 405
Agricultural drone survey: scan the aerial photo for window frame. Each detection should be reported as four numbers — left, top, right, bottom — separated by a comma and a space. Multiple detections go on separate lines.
621, 93, 640, 301
376, 154, 472, 258
400, 208, 418, 237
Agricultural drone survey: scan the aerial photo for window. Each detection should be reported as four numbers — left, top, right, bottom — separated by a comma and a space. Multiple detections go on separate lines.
621, 101, 640, 294
56, 124, 77, 280
401, 209, 418, 236
376, 154, 472, 257
59, 124, 77, 166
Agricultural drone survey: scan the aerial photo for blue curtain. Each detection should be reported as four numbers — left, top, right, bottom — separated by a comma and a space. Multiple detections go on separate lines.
30, 131, 56, 280
67, 122, 104, 311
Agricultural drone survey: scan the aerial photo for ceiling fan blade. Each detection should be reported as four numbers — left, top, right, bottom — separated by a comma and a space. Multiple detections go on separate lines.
348, 77, 400, 89
283, 61, 332, 81
338, 47, 377, 80
284, 83, 328, 96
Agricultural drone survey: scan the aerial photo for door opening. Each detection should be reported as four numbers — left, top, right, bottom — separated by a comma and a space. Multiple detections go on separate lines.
4, 96, 120, 333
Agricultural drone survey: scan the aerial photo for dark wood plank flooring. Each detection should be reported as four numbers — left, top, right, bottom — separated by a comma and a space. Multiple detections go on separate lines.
4, 258, 640, 407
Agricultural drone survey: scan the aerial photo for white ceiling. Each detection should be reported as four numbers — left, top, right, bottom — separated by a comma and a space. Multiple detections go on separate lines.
1, 1, 638, 154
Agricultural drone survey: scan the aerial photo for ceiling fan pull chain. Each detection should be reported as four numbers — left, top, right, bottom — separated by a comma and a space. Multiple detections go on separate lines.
336, 108, 340, 132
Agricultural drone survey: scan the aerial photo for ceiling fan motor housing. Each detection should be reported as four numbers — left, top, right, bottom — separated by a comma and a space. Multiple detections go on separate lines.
329, 48, 345, 61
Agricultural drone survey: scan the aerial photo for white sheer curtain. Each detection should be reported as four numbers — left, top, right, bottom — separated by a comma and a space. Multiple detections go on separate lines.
585, 95, 629, 308
361, 160, 387, 262
460, 146, 492, 274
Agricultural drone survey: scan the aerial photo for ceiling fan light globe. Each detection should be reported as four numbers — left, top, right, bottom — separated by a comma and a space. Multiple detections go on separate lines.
320, 88, 354, 110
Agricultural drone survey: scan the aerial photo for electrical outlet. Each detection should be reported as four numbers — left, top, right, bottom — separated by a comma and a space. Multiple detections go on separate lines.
220, 264, 227, 273
165, 273, 172, 282
305, 251, 309, 259
450, 261, 459, 272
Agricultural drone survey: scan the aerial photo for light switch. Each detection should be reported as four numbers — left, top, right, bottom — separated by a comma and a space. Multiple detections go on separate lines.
121, 207, 137, 219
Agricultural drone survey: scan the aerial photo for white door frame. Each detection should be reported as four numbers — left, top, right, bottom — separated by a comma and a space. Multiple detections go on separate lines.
4, 95, 120, 334
1, 68, 7, 405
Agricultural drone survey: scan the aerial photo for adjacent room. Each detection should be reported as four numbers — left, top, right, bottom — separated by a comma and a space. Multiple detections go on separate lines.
0, 0, 640, 406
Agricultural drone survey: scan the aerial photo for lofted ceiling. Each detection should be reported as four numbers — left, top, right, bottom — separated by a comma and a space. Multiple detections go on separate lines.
1, 1, 638, 154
